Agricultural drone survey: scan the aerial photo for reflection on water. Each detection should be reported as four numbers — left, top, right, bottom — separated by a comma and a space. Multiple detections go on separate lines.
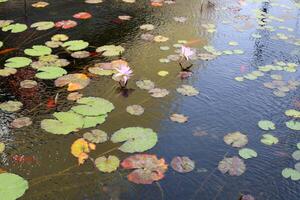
1, 0, 300, 199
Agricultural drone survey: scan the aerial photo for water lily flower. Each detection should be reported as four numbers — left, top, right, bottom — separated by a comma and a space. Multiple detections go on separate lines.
112, 64, 133, 87
180, 46, 195, 60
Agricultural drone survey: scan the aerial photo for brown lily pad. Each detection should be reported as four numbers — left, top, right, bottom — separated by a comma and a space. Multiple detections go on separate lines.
55, 73, 90, 91
224, 131, 248, 148
218, 156, 246, 176
170, 113, 188, 123
171, 156, 195, 173
11, 117, 32, 128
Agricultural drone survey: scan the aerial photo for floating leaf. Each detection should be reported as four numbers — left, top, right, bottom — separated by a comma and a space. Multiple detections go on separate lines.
176, 85, 199, 96
111, 127, 158, 153
0, 41, 3, 48
71, 97, 114, 116
241, 194, 255, 200
292, 150, 300, 160
285, 109, 300, 118
96, 45, 125, 57
286, 120, 300, 130
0, 68, 17, 77
82, 115, 107, 128
71, 138, 94, 164
2, 23, 27, 33
136, 80, 155, 90
55, 73, 90, 91
62, 40, 89, 51
51, 34, 69, 42
224, 131, 248, 148
0, 173, 29, 200
121, 154, 168, 184
140, 24, 154, 31
73, 12, 92, 19
88, 63, 116, 76
258, 120, 276, 131
20, 80, 37, 89
11, 117, 32, 128
41, 119, 79, 135
149, 88, 169, 98
4, 57, 32, 68
32, 1, 49, 8
0, 101, 23, 112
218, 156, 246, 176
260, 134, 278, 145
158, 70, 169, 77
171, 156, 195, 173
170, 113, 188, 123
126, 105, 144, 116
35, 67, 67, 79
282, 168, 300, 181
83, 129, 108, 143
67, 92, 83, 101
71, 51, 90, 58
95, 155, 120, 173
239, 148, 257, 159
154, 35, 169, 42
55, 20, 77, 29
24, 45, 51, 56
31, 21, 54, 30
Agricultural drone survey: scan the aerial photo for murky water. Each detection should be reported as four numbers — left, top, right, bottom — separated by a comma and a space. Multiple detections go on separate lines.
1, 0, 300, 199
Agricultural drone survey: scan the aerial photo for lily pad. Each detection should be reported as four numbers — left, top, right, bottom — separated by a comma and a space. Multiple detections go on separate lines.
0, 68, 17, 77
218, 156, 246, 176
20, 80, 37, 89
111, 127, 158, 153
5, 57, 32, 68
88, 63, 116, 76
285, 109, 300, 118
55, 73, 90, 91
67, 92, 83, 101
224, 131, 248, 148
176, 85, 199, 96
149, 88, 169, 98
136, 80, 155, 90
10, 117, 32, 128
0, 173, 29, 200
71, 97, 114, 116
260, 134, 278, 145
31, 21, 55, 30
62, 40, 89, 51
258, 120, 276, 130
126, 105, 144, 116
2, 23, 27, 33
121, 154, 168, 184
292, 150, 300, 160
0, 142, 5, 153
96, 45, 125, 57
239, 148, 257, 159
35, 67, 67, 79
0, 101, 23, 112
95, 155, 120, 173
171, 156, 195, 173
282, 168, 300, 181
286, 120, 300, 130
24, 45, 51, 56
83, 129, 108, 143
170, 113, 188, 123
41, 119, 79, 135
82, 115, 107, 128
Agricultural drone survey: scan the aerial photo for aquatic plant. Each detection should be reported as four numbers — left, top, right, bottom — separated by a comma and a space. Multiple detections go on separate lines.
112, 64, 133, 88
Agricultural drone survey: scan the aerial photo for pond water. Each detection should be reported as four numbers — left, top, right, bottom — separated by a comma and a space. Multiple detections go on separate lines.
0, 0, 300, 199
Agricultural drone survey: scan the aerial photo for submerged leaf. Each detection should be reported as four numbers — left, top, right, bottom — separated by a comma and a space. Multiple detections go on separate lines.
111, 127, 158, 153
171, 156, 195, 173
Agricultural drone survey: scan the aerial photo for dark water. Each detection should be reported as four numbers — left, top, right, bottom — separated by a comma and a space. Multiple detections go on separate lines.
1, 0, 300, 199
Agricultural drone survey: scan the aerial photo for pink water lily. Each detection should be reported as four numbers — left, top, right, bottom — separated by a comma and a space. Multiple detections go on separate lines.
180, 46, 195, 60
113, 64, 133, 87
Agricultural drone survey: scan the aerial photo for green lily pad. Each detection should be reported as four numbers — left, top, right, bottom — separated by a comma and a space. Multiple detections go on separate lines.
35, 67, 67, 79
95, 155, 120, 173
96, 45, 125, 57
292, 150, 300, 160
82, 115, 107, 128
282, 168, 300, 181
53, 111, 84, 128
4, 57, 32, 68
260, 134, 278, 145
71, 97, 114, 116
0, 41, 3, 48
239, 148, 258, 159
62, 40, 89, 51
0, 173, 29, 200
24, 45, 51, 56
258, 120, 276, 130
2, 23, 27, 33
286, 120, 300, 130
285, 109, 300, 118
111, 127, 158, 153
41, 119, 79, 135
30, 21, 55, 30
136, 80, 155, 90
0, 101, 23, 112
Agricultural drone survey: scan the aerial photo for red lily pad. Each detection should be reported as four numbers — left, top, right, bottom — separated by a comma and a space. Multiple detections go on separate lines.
55, 20, 77, 29
121, 154, 168, 184
73, 12, 92, 19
